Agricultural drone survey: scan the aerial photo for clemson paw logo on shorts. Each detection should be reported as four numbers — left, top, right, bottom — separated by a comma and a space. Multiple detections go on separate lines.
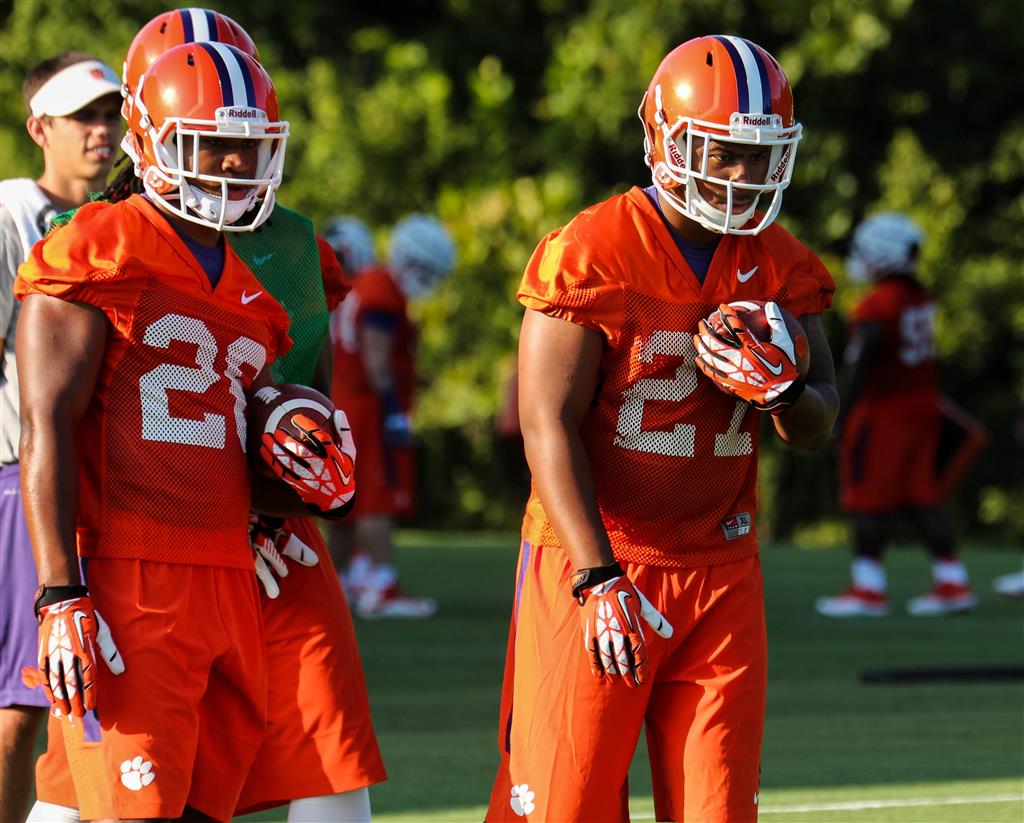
510, 783, 536, 816
120, 756, 155, 791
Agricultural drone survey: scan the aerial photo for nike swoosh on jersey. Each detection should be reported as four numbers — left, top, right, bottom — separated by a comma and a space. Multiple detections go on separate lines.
737, 265, 759, 282
252, 253, 274, 265
750, 348, 785, 376
240, 290, 263, 305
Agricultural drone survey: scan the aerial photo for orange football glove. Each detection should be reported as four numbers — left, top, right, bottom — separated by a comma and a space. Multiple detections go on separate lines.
260, 409, 357, 517
573, 564, 673, 687
35, 588, 124, 718
694, 301, 806, 414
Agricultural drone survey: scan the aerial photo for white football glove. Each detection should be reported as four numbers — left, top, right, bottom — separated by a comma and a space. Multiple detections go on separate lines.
250, 515, 320, 599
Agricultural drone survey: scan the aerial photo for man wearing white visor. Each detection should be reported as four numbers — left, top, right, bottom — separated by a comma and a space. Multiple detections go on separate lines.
0, 52, 119, 823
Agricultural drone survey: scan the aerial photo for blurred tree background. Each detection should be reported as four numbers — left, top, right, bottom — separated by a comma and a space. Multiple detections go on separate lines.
2, 0, 1021, 540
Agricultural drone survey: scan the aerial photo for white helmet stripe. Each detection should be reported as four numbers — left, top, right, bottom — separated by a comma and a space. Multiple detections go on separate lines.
205, 41, 252, 107
723, 35, 765, 114
187, 8, 212, 41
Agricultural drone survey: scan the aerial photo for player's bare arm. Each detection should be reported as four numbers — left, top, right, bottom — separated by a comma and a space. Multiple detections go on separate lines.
518, 309, 614, 570
360, 322, 397, 395
835, 320, 884, 432
772, 313, 839, 450
16, 293, 107, 585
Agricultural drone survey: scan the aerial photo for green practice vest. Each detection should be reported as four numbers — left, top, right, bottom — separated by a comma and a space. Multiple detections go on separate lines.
229, 205, 328, 386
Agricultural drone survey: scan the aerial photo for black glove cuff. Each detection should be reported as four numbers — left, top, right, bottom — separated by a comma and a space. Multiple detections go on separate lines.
571, 562, 625, 605
255, 514, 287, 532
753, 376, 806, 415
34, 584, 88, 621
308, 494, 356, 521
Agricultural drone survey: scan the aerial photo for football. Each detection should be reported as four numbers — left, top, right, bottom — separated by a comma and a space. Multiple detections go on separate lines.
247, 383, 337, 475
709, 300, 811, 378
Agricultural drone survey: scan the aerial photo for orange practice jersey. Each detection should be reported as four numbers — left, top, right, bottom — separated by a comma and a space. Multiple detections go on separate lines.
519, 187, 834, 567
330, 266, 415, 408
849, 275, 938, 403
16, 195, 292, 568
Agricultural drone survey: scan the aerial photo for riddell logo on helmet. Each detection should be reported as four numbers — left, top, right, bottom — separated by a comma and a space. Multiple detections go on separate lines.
215, 106, 268, 123
768, 145, 792, 183
732, 112, 782, 129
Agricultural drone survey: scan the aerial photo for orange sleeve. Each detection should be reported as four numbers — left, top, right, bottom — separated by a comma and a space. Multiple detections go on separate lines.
316, 234, 351, 311
517, 221, 626, 347
15, 202, 129, 309
785, 246, 835, 319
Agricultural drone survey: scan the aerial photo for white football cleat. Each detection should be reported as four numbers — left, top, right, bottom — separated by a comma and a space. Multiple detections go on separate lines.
815, 587, 889, 618
356, 584, 438, 619
992, 569, 1024, 600
906, 583, 977, 616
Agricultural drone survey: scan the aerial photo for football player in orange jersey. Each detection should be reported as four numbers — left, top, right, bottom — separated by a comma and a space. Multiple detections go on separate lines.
486, 35, 838, 822
15, 40, 353, 822
817, 213, 982, 618
1, 51, 120, 823
24, 10, 385, 823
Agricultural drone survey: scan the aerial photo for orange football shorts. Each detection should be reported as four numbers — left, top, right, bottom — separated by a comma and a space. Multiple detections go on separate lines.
235, 516, 387, 814
47, 557, 267, 822
487, 542, 767, 823
36, 522, 387, 817
839, 395, 943, 513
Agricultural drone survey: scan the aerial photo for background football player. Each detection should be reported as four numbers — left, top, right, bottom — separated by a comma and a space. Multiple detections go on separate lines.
487, 34, 838, 822
817, 212, 982, 617
327, 214, 455, 618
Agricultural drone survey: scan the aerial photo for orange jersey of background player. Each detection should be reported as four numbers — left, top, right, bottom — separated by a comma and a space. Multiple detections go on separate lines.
330, 265, 415, 408
316, 234, 352, 311
838, 276, 943, 512
519, 186, 834, 568
848, 275, 939, 403
16, 194, 292, 569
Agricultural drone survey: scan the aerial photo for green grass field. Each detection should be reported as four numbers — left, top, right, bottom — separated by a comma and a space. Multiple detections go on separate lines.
237, 533, 1024, 822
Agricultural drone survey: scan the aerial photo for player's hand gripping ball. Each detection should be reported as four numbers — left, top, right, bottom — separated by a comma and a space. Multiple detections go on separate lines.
694, 300, 810, 414
248, 384, 357, 517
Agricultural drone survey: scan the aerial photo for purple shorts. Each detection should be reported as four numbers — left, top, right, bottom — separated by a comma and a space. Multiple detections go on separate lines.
1, 462, 48, 708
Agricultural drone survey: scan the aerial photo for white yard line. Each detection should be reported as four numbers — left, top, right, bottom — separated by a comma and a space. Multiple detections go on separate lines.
629, 792, 1023, 818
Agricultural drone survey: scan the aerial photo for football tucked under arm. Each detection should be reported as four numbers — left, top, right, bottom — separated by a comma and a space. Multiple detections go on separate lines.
693, 300, 809, 414
248, 384, 357, 518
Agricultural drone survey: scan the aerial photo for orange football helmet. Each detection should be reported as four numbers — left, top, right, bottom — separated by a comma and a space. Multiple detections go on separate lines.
122, 8, 259, 114
639, 35, 802, 235
124, 42, 288, 231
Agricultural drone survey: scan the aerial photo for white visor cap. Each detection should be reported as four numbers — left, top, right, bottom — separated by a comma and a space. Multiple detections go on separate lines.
29, 60, 120, 118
